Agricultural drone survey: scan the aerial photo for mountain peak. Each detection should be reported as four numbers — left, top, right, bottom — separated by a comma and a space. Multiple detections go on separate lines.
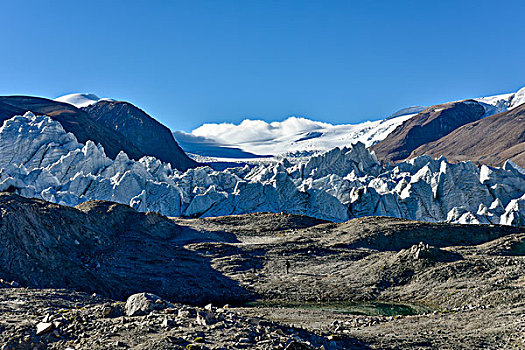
55, 93, 114, 108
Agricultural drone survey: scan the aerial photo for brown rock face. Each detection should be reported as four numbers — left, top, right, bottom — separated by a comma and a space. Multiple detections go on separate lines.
371, 100, 486, 164
409, 103, 525, 168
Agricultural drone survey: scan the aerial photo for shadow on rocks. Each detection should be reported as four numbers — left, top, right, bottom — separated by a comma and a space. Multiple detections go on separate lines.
0, 193, 254, 305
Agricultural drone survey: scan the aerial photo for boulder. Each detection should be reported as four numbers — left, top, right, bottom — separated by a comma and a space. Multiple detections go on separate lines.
125, 292, 173, 316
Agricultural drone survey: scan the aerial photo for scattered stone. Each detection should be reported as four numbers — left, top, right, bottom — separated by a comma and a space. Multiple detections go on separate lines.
101, 306, 113, 317
178, 308, 195, 318
36, 322, 54, 336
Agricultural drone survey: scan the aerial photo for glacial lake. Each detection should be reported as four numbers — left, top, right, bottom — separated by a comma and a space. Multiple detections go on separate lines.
244, 300, 432, 316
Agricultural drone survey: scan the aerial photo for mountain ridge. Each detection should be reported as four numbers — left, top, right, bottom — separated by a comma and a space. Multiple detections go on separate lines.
370, 100, 487, 164
410, 103, 525, 167
0, 95, 196, 171
83, 100, 197, 171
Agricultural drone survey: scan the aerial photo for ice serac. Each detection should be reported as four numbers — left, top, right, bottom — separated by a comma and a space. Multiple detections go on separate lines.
299, 142, 381, 179
501, 194, 525, 226
83, 100, 198, 171
0, 112, 524, 226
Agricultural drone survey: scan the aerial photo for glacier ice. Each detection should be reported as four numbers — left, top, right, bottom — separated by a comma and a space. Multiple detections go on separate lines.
1, 112, 525, 226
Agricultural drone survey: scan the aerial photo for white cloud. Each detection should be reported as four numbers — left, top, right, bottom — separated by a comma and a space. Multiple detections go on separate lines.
192, 116, 333, 145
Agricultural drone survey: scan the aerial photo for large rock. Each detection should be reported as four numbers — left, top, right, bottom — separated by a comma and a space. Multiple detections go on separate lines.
125, 292, 172, 316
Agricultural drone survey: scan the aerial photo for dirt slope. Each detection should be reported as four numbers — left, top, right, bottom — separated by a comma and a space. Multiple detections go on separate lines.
371, 100, 486, 163
410, 103, 525, 167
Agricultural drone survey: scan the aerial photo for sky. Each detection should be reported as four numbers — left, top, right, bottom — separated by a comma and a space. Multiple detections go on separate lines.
1, 0, 524, 132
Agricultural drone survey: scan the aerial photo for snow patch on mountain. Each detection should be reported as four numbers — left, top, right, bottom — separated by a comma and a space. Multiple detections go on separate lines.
55, 93, 114, 108
388, 106, 426, 119
2, 112, 525, 226
475, 86, 525, 112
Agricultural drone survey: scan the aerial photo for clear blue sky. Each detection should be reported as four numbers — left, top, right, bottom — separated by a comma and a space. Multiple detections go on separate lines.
1, 0, 524, 132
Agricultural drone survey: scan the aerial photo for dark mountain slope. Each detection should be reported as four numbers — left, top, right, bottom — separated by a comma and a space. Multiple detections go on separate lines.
371, 100, 486, 163
410, 103, 525, 167
0, 96, 144, 161
84, 101, 198, 171
0, 96, 197, 171
0, 192, 246, 303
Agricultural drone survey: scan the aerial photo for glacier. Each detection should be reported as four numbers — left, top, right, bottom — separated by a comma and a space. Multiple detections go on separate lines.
475, 86, 525, 112
1, 112, 525, 226
176, 113, 420, 161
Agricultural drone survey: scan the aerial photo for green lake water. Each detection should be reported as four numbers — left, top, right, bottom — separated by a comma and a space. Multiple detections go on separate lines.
245, 300, 431, 316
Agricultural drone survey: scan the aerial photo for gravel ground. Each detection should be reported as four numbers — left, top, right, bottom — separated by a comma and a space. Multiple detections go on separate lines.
2, 201, 525, 349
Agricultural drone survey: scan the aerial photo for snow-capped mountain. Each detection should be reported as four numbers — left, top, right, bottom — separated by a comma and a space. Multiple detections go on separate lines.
82, 100, 198, 171
55, 93, 114, 108
371, 86, 525, 167
372, 100, 487, 164
175, 86, 525, 162
474, 86, 525, 111
1, 112, 524, 226
409, 103, 525, 168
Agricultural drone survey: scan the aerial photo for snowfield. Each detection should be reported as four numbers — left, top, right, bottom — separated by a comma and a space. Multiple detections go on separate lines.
1, 112, 524, 226
175, 113, 418, 160
55, 93, 114, 108
475, 86, 525, 111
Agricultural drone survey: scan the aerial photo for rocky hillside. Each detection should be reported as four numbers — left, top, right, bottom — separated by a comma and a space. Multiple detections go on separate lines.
410, 103, 525, 167
371, 100, 486, 163
0, 288, 349, 349
84, 100, 197, 171
0, 193, 246, 304
2, 197, 525, 349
